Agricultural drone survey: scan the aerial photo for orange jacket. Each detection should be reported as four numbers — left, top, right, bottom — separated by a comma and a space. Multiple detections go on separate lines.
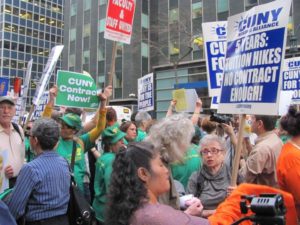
208, 183, 298, 225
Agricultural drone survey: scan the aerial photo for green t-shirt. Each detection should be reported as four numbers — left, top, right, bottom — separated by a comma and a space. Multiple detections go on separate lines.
134, 128, 147, 142
56, 133, 93, 193
171, 144, 202, 189
25, 136, 35, 162
92, 152, 115, 222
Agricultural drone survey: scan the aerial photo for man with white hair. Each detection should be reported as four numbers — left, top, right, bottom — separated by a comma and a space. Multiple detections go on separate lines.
0, 96, 25, 188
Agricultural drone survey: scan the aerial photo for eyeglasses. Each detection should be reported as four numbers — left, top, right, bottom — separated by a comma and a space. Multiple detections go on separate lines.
200, 147, 224, 155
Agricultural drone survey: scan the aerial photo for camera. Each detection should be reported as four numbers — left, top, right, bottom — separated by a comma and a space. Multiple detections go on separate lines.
232, 194, 286, 225
210, 112, 232, 124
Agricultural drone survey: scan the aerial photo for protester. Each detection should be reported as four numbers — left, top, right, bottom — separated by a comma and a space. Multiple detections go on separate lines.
240, 115, 282, 187
0, 96, 25, 188
6, 118, 70, 225
134, 111, 152, 142
171, 126, 202, 189
93, 126, 126, 224
106, 107, 118, 128
146, 114, 195, 209
187, 134, 240, 218
119, 121, 137, 145
42, 85, 111, 200
0, 200, 17, 225
105, 142, 209, 225
277, 106, 300, 219
24, 120, 35, 162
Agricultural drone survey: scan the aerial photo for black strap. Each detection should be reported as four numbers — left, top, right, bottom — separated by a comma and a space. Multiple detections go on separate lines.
12, 122, 23, 142
195, 171, 205, 198
70, 141, 77, 172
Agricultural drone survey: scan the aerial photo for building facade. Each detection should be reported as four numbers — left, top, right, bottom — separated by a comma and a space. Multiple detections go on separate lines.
63, 0, 300, 118
0, 0, 64, 103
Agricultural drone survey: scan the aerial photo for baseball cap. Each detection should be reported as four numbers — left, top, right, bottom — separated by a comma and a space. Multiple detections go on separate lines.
0, 96, 15, 105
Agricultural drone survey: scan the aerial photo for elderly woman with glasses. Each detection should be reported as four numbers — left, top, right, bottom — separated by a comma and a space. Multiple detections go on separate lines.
186, 134, 242, 218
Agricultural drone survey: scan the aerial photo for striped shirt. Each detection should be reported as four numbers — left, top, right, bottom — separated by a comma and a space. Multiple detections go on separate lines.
6, 151, 70, 222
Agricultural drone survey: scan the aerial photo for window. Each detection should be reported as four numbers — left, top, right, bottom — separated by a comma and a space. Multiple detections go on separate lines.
142, 14, 149, 29
141, 42, 149, 57
83, 50, 90, 64
192, 2, 202, 19
169, 8, 179, 24
70, 28, 76, 41
169, 0, 178, 10
84, 1, 91, 10
142, 0, 148, 14
99, 19, 105, 33
245, 0, 258, 10
83, 24, 90, 37
217, 0, 229, 20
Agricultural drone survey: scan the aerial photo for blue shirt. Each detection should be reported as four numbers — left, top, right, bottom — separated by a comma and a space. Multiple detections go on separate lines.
6, 151, 70, 222
0, 200, 17, 225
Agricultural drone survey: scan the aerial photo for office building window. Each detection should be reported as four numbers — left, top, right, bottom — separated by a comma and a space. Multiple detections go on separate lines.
217, 0, 229, 21
142, 14, 149, 29
245, 0, 258, 10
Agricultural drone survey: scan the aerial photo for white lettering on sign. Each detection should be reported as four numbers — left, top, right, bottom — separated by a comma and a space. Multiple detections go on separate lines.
112, 0, 133, 11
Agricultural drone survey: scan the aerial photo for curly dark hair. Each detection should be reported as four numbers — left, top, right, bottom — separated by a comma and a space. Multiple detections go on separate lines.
280, 106, 300, 136
105, 142, 158, 225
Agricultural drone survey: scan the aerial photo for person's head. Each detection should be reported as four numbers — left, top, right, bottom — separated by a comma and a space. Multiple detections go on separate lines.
0, 96, 16, 126
106, 142, 169, 225
135, 111, 152, 130
146, 114, 194, 163
59, 113, 82, 140
250, 115, 278, 135
106, 107, 117, 126
199, 134, 226, 171
120, 121, 137, 142
24, 120, 34, 137
201, 117, 217, 134
191, 126, 202, 145
130, 111, 138, 122
101, 125, 126, 153
280, 106, 300, 137
30, 118, 60, 153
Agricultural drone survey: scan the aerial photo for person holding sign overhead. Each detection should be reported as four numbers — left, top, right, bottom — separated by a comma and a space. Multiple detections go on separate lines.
42, 85, 112, 199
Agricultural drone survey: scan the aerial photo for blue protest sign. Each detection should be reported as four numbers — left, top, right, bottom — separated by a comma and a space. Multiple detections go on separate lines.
0, 78, 9, 96
282, 57, 300, 103
202, 21, 227, 97
218, 0, 292, 115
138, 73, 154, 111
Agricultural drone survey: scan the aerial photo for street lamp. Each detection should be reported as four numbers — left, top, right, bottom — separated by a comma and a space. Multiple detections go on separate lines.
173, 46, 193, 85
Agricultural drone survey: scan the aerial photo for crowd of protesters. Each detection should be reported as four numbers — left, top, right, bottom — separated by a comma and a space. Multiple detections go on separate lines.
0, 87, 299, 225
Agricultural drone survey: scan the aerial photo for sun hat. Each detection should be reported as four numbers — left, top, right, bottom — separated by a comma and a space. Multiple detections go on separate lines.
59, 113, 82, 130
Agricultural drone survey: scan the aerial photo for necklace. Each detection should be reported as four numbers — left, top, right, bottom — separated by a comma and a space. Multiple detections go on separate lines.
289, 140, 300, 150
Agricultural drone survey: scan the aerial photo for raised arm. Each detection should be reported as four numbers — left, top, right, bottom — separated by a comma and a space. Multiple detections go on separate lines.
191, 98, 202, 125
166, 100, 177, 117
41, 85, 57, 118
88, 86, 112, 142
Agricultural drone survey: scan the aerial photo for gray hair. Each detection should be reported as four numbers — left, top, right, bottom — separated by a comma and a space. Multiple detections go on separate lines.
135, 111, 152, 127
199, 134, 227, 152
146, 114, 194, 163
31, 118, 60, 150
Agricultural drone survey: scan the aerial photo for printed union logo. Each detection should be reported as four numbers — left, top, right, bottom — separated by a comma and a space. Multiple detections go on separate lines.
234, 7, 283, 34
211, 25, 227, 39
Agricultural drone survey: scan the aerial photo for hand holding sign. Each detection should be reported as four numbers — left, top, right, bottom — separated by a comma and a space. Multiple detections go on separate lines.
49, 85, 58, 104
98, 85, 113, 102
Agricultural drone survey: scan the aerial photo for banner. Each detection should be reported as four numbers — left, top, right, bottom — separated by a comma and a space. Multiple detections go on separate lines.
0, 78, 9, 96
172, 89, 198, 112
31, 91, 49, 121
281, 57, 300, 103
138, 73, 154, 111
56, 71, 99, 109
32, 45, 64, 106
104, 0, 136, 44
19, 59, 33, 119
202, 21, 227, 97
218, 0, 292, 115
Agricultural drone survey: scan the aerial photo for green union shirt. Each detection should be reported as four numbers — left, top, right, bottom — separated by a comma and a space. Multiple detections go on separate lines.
92, 152, 115, 222
56, 133, 93, 193
170, 144, 202, 189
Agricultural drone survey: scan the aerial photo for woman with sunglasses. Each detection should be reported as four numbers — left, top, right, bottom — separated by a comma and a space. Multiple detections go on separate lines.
187, 134, 243, 218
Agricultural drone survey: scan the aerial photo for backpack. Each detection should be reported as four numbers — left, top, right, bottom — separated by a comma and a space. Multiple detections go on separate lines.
12, 122, 24, 142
